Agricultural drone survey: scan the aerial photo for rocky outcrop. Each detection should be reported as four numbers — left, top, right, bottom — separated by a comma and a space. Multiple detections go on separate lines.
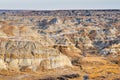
0, 10, 120, 80
0, 21, 72, 71
0, 10, 120, 69
0, 40, 72, 71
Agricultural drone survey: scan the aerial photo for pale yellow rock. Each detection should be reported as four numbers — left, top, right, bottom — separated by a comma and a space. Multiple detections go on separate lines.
0, 59, 7, 70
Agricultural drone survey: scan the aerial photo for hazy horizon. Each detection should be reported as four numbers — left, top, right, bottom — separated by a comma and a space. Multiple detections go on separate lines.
0, 0, 119, 10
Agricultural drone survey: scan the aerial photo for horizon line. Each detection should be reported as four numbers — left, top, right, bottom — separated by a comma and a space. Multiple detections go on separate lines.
0, 8, 120, 11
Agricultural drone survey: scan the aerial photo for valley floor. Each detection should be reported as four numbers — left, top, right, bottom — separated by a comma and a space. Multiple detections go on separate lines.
0, 56, 120, 80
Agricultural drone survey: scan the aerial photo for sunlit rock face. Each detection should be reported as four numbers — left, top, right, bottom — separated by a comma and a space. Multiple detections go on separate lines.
0, 21, 72, 71
0, 10, 120, 73
0, 40, 72, 71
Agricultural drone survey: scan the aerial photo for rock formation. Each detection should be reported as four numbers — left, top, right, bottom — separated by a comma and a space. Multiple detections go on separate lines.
0, 10, 120, 80
0, 21, 72, 72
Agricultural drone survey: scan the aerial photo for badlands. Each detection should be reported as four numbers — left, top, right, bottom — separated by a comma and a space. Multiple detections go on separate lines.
0, 10, 120, 80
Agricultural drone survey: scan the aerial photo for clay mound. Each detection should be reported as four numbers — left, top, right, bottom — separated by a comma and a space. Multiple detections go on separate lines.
0, 22, 41, 41
0, 26, 16, 36
59, 45, 81, 58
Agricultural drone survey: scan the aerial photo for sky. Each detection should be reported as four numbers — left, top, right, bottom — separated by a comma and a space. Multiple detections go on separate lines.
0, 0, 119, 10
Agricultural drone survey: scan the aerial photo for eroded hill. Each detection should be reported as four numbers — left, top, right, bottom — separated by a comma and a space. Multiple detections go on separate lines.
0, 10, 120, 80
